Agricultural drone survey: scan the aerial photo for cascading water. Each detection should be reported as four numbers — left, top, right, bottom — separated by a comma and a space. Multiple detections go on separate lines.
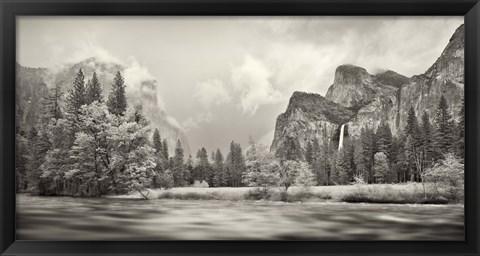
338, 124, 345, 150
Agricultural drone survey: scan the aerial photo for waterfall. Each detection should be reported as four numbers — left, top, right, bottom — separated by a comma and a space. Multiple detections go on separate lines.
338, 124, 345, 151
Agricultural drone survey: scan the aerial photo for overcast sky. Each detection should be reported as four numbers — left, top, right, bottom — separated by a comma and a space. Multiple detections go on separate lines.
17, 16, 463, 154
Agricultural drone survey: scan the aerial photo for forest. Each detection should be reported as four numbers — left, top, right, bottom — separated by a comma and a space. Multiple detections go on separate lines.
15, 69, 465, 200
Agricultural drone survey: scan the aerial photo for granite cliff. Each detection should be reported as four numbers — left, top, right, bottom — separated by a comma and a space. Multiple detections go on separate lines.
271, 24, 464, 159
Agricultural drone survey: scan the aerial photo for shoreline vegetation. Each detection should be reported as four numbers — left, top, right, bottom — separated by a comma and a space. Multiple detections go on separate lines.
99, 183, 463, 205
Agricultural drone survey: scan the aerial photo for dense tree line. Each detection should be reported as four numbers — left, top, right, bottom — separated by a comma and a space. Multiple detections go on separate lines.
302, 95, 464, 185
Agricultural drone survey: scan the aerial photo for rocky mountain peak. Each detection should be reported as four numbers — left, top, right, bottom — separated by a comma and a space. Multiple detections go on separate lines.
424, 24, 464, 83
333, 64, 370, 85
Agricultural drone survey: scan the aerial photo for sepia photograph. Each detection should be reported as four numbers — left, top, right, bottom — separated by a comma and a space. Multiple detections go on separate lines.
15, 16, 465, 240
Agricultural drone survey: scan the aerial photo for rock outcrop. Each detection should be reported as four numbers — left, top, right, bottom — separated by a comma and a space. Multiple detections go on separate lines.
271, 24, 464, 160
270, 91, 356, 159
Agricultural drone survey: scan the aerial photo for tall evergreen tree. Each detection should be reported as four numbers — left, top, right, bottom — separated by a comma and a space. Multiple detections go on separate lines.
433, 95, 455, 159
152, 128, 163, 154
421, 111, 434, 169
172, 139, 186, 187
86, 72, 103, 104
194, 147, 210, 183
226, 141, 245, 187
66, 69, 87, 121
162, 139, 169, 160
107, 71, 127, 116
213, 149, 227, 187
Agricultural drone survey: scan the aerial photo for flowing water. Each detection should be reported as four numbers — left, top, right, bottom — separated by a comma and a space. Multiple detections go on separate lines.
16, 194, 464, 240
338, 124, 345, 150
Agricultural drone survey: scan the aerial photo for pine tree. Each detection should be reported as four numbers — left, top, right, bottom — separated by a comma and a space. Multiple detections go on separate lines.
226, 141, 245, 187
434, 95, 455, 159
66, 69, 87, 121
172, 139, 186, 187
404, 106, 421, 181
421, 111, 434, 169
162, 139, 169, 160
107, 71, 127, 116
194, 147, 210, 183
213, 149, 227, 187
152, 128, 163, 154
86, 72, 103, 104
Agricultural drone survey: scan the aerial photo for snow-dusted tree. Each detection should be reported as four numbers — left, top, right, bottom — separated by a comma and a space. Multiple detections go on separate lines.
294, 161, 316, 188
107, 106, 156, 198
422, 153, 464, 200
243, 142, 280, 197
278, 160, 314, 192
41, 119, 74, 195
68, 101, 115, 196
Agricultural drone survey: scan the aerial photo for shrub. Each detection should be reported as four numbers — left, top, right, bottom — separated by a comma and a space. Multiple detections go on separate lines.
340, 184, 450, 204
422, 154, 464, 202
192, 180, 209, 188
244, 188, 271, 200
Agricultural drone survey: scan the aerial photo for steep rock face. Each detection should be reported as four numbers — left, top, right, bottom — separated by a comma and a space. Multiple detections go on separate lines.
325, 65, 405, 109
348, 24, 464, 135
270, 91, 356, 159
395, 24, 464, 129
16, 58, 191, 155
271, 24, 464, 159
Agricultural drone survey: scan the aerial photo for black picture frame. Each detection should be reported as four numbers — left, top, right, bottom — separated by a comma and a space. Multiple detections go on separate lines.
1, 0, 479, 255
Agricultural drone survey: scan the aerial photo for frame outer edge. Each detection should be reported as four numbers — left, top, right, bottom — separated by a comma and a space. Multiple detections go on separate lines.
0, 1, 17, 255
465, 2, 480, 255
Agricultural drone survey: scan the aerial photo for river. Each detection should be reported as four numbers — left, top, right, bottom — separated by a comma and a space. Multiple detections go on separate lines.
16, 194, 464, 240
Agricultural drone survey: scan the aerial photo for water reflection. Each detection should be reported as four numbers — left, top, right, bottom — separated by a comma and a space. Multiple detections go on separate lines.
16, 195, 464, 240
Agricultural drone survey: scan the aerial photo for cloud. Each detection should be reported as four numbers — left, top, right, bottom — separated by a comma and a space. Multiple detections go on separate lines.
231, 55, 284, 115
194, 79, 231, 109
181, 113, 213, 132
70, 38, 124, 65
258, 129, 275, 147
